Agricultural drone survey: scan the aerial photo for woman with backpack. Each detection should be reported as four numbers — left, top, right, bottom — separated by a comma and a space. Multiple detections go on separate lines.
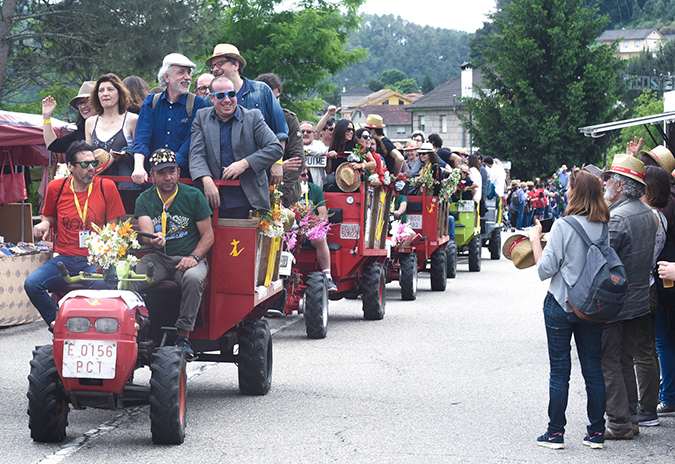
528, 169, 610, 450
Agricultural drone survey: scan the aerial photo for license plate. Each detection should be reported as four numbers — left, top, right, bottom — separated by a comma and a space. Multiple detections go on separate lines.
62, 340, 117, 379
340, 223, 359, 239
306, 155, 326, 168
408, 214, 422, 229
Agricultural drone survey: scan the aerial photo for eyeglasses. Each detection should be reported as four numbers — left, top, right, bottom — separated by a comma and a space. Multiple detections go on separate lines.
210, 59, 228, 70
324, 126, 334, 132
196, 86, 209, 93
413, 138, 423, 142
76, 99, 89, 107
74, 160, 99, 168
301, 129, 314, 134
210, 90, 237, 100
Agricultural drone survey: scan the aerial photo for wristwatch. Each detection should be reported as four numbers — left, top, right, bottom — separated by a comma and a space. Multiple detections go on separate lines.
190, 254, 201, 263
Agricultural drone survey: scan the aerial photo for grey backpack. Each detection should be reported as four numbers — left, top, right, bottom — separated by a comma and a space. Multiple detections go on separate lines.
563, 217, 627, 323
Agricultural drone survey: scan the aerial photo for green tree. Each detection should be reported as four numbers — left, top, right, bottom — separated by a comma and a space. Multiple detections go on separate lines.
1, 0, 216, 106
212, 0, 367, 121
368, 77, 384, 91
421, 73, 435, 94
392, 78, 418, 94
379, 69, 407, 87
464, 0, 621, 180
611, 90, 663, 155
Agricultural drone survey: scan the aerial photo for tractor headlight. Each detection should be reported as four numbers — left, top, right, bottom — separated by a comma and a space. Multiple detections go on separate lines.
66, 317, 91, 333
94, 318, 119, 334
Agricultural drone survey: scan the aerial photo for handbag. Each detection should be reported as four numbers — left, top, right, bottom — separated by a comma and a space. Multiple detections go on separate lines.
0, 152, 28, 204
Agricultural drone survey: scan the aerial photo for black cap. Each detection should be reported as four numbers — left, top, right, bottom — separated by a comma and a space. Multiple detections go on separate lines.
149, 148, 178, 171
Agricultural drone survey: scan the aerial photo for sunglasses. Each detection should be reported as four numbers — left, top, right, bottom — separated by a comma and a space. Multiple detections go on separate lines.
346, 127, 354, 132
301, 129, 314, 134
361, 134, 371, 140
211, 90, 237, 100
324, 126, 334, 132
74, 160, 99, 168
299, 173, 309, 178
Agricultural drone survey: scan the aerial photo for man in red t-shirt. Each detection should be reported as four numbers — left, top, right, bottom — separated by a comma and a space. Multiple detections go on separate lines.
25, 141, 125, 330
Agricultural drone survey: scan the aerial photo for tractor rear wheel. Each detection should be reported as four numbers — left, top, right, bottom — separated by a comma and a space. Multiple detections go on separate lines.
446, 241, 457, 279
430, 247, 447, 291
362, 263, 386, 320
150, 346, 186, 445
399, 252, 418, 301
305, 272, 328, 339
489, 229, 501, 260
238, 319, 272, 395
468, 236, 482, 272
27, 345, 69, 443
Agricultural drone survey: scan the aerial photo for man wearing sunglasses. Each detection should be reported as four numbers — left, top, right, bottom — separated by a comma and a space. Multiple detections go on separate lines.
189, 77, 283, 219
25, 141, 126, 330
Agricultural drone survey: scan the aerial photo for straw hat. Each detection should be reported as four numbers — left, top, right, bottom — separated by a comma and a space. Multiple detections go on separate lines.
205, 44, 247, 69
502, 234, 547, 269
364, 114, 385, 129
93, 149, 113, 175
69, 81, 95, 109
641, 145, 675, 174
605, 154, 645, 185
402, 140, 418, 151
335, 164, 360, 192
417, 142, 435, 153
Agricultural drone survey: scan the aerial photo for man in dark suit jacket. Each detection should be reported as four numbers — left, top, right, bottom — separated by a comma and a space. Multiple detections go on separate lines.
189, 76, 283, 218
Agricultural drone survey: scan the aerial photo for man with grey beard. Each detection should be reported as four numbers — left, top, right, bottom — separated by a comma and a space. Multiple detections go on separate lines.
601, 154, 657, 440
131, 53, 207, 184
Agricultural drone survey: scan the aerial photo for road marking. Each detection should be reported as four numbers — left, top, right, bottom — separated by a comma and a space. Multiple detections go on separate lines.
34, 317, 301, 463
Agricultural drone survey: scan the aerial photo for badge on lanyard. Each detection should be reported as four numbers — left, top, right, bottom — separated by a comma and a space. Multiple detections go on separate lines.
71, 177, 93, 248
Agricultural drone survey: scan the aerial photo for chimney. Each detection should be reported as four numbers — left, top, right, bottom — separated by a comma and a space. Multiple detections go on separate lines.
461, 62, 473, 99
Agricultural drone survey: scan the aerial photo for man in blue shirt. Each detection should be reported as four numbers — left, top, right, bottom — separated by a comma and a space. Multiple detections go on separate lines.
131, 53, 207, 184
205, 44, 288, 185
557, 165, 569, 188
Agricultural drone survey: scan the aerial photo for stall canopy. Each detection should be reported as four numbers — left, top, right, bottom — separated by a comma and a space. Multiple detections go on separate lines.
0, 110, 73, 166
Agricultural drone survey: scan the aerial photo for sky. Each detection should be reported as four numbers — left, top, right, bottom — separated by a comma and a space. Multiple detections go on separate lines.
359, 0, 496, 33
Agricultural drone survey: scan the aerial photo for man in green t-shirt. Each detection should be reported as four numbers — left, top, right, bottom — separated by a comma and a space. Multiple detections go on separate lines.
298, 167, 336, 292
134, 149, 214, 359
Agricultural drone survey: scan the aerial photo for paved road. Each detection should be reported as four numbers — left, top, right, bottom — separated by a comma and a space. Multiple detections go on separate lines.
1, 237, 674, 463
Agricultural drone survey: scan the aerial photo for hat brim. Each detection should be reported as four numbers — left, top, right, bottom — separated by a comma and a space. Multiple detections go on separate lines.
69, 94, 89, 109
641, 149, 674, 173
151, 162, 179, 171
335, 165, 360, 192
603, 167, 646, 185
364, 122, 386, 129
93, 149, 113, 175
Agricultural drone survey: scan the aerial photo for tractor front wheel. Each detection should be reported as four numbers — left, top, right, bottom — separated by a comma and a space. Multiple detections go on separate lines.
430, 247, 447, 291
489, 229, 501, 260
362, 263, 386, 320
446, 241, 457, 279
468, 236, 482, 272
27, 345, 69, 443
399, 252, 418, 301
305, 272, 328, 339
150, 346, 187, 445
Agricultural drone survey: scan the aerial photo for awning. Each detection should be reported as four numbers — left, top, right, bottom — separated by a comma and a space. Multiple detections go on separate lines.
0, 110, 73, 166
578, 112, 675, 138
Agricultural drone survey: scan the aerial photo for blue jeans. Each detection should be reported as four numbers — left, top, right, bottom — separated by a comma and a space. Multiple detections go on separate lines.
24, 255, 104, 328
448, 214, 455, 241
516, 204, 525, 229
543, 293, 606, 435
656, 307, 675, 406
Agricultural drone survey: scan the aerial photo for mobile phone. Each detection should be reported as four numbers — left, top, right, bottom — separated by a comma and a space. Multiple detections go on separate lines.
540, 218, 553, 233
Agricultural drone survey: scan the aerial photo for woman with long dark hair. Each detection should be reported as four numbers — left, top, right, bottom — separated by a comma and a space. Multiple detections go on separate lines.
42, 81, 96, 153
529, 169, 610, 450
326, 119, 356, 175
122, 76, 150, 114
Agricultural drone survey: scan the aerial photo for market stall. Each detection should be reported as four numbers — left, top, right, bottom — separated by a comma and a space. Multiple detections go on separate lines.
0, 110, 71, 327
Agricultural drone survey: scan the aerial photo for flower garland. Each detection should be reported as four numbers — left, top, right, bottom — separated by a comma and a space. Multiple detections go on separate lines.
347, 144, 369, 164
282, 184, 332, 251
387, 220, 415, 248
258, 185, 285, 238
409, 165, 438, 191
438, 168, 462, 202
85, 219, 140, 270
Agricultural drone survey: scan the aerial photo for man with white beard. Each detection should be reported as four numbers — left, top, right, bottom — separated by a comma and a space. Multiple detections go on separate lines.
300, 121, 329, 189
601, 154, 656, 440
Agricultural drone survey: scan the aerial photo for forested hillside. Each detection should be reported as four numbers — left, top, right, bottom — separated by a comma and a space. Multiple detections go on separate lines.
330, 14, 472, 94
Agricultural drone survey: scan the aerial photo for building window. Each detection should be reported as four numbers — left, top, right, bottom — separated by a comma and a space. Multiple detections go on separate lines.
635, 40, 640, 48
624, 41, 628, 48
382, 100, 389, 105
441, 115, 447, 133
398, 100, 404, 105
397, 126, 405, 134
420, 116, 425, 132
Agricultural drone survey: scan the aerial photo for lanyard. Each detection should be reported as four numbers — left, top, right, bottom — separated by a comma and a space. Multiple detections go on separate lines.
157, 186, 178, 236
71, 177, 93, 229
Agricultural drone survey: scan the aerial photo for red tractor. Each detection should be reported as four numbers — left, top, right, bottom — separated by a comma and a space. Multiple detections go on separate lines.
28, 180, 281, 444
385, 188, 453, 300
274, 182, 392, 339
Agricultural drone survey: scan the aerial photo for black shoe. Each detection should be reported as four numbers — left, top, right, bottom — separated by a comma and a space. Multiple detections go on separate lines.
175, 336, 194, 360
657, 402, 675, 416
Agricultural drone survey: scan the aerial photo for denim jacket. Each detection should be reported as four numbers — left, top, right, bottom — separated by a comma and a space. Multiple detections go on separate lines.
608, 196, 657, 321
238, 78, 288, 142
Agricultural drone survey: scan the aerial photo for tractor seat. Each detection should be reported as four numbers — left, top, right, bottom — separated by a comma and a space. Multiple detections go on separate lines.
301, 241, 342, 252
53, 282, 89, 299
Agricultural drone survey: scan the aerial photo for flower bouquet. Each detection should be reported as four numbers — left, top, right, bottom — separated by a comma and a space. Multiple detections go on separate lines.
409, 166, 439, 192
258, 185, 285, 238
438, 168, 462, 202
282, 190, 332, 252
84, 219, 140, 270
387, 220, 415, 248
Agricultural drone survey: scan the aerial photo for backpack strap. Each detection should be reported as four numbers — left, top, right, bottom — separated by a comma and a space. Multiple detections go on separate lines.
152, 92, 194, 119
562, 216, 608, 247
54, 176, 69, 206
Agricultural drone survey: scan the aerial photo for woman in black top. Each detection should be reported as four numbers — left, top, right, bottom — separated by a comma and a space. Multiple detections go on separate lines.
42, 81, 96, 154
326, 119, 356, 175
